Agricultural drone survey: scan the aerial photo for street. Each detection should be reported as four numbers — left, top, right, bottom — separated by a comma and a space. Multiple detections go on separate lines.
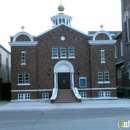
0, 108, 130, 130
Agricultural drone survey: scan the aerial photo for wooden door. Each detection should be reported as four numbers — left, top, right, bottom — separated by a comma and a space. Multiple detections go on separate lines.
58, 73, 70, 89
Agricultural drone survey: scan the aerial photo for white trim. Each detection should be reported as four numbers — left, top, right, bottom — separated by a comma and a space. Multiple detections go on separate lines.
9, 41, 38, 46
51, 57, 59, 59
21, 62, 26, 66
37, 23, 88, 37
88, 40, 117, 45
98, 81, 110, 84
68, 57, 76, 59
78, 87, 116, 90
84, 97, 117, 100
17, 83, 30, 86
12, 31, 34, 42
92, 30, 112, 40
60, 57, 67, 59
11, 89, 53, 92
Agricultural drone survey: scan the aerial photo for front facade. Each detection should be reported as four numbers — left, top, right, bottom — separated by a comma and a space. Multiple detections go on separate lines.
9, 4, 117, 102
121, 0, 130, 97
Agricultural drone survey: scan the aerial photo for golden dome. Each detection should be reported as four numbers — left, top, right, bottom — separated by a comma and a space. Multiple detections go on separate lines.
58, 4, 65, 12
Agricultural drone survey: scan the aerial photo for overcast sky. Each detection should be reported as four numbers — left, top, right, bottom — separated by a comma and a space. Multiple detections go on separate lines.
0, 0, 121, 51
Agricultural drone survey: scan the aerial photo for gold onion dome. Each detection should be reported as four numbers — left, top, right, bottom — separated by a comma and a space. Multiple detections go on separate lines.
58, 4, 65, 12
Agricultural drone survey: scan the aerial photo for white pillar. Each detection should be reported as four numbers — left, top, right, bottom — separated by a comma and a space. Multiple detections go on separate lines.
54, 73, 57, 88
71, 72, 74, 88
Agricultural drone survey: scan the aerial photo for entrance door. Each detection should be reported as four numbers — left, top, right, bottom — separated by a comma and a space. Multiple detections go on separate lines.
58, 73, 70, 89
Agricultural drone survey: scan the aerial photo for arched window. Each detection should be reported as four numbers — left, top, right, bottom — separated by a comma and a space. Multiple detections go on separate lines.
68, 45, 75, 57
120, 39, 124, 56
52, 46, 58, 57
60, 46, 66, 57
98, 70, 103, 82
104, 70, 109, 82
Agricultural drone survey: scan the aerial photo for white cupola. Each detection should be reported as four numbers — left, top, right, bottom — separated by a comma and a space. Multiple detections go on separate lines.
51, 1, 72, 27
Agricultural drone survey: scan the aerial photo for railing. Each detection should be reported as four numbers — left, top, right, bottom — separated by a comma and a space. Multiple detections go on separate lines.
50, 87, 58, 100
71, 82, 82, 100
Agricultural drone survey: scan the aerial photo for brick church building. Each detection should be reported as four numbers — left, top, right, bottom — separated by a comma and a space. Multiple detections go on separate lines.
9, 3, 117, 102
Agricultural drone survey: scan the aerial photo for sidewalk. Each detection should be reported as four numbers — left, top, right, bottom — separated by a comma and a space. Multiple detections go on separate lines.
0, 99, 130, 111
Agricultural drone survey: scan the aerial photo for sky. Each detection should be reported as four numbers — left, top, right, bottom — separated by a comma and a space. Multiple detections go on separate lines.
0, 0, 121, 51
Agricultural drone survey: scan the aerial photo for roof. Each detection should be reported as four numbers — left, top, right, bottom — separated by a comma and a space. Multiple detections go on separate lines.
0, 44, 11, 54
37, 23, 88, 37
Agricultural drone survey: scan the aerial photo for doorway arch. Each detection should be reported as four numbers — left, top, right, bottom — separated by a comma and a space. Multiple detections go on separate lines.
54, 60, 74, 89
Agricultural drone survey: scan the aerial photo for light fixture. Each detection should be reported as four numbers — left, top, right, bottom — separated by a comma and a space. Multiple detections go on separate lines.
77, 69, 80, 75
48, 70, 50, 76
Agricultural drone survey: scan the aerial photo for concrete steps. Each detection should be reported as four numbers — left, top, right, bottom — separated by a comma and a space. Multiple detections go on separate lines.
53, 89, 81, 103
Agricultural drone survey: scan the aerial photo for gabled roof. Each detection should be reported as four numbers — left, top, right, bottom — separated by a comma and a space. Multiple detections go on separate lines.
37, 23, 88, 37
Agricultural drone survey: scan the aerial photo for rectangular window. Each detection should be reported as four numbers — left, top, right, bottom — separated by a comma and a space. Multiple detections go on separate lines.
21, 51, 26, 65
101, 50, 106, 63
104, 70, 109, 82
18, 72, 23, 84
18, 72, 30, 85
18, 93, 30, 100
79, 77, 87, 87
24, 72, 30, 83
98, 91, 111, 98
98, 71, 103, 82
42, 93, 49, 99
80, 92, 87, 98
0, 54, 1, 68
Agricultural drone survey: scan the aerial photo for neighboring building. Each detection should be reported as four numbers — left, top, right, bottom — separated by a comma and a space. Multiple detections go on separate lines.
121, 0, 130, 97
114, 32, 124, 97
0, 44, 11, 100
9, 4, 117, 102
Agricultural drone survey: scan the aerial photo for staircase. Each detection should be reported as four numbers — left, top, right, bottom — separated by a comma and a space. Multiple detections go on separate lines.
52, 89, 81, 103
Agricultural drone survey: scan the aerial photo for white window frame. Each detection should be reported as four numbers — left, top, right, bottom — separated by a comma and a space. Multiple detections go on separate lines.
80, 92, 87, 98
52, 46, 59, 59
98, 70, 110, 84
18, 72, 23, 84
60, 46, 67, 59
24, 72, 30, 84
68, 45, 75, 58
104, 70, 109, 82
100, 50, 106, 63
98, 91, 111, 98
17, 72, 30, 86
18, 93, 30, 100
98, 70, 103, 82
42, 93, 49, 99
21, 51, 26, 65
79, 77, 87, 87
120, 40, 124, 56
